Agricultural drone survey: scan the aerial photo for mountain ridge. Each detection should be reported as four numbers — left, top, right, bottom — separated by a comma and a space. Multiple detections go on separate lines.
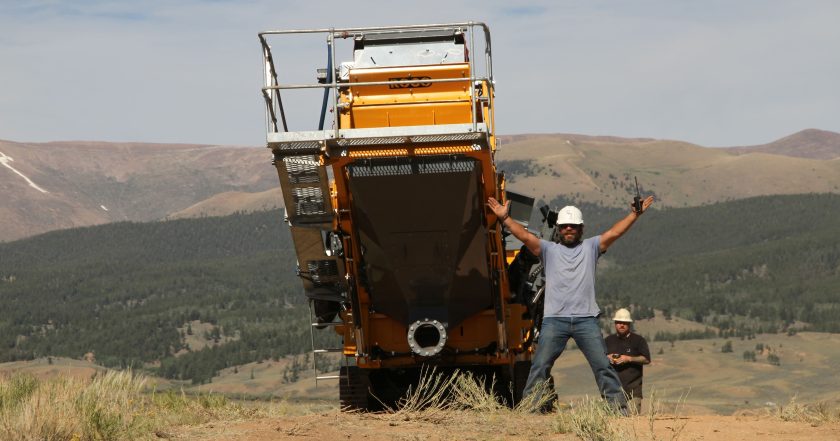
2, 129, 839, 242
724, 128, 840, 159
0, 139, 277, 242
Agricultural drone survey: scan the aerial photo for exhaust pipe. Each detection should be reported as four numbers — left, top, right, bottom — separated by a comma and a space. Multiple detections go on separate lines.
407, 319, 447, 356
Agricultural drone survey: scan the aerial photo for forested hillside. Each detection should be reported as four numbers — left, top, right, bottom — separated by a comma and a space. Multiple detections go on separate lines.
581, 194, 840, 334
1, 194, 838, 383
0, 211, 337, 383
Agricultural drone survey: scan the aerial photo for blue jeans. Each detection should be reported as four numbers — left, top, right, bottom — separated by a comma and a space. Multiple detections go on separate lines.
523, 317, 627, 408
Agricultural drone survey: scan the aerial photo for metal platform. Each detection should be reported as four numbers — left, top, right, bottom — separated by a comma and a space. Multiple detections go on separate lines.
268, 123, 490, 154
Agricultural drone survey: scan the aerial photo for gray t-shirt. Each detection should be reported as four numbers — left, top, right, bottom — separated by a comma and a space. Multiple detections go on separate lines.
539, 236, 602, 317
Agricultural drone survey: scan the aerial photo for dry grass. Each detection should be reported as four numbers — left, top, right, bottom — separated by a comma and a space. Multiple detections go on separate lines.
380, 370, 632, 440
449, 371, 507, 412
550, 396, 629, 440
0, 370, 148, 440
0, 370, 298, 440
513, 378, 556, 414
387, 368, 540, 417
383, 367, 457, 422
774, 396, 840, 426
374, 370, 705, 441
5, 366, 837, 440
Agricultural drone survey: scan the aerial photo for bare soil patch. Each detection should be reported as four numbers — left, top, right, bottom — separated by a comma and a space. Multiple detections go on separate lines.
171, 410, 840, 441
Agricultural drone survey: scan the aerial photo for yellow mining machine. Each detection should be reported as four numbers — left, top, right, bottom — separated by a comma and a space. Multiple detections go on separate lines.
258, 22, 540, 410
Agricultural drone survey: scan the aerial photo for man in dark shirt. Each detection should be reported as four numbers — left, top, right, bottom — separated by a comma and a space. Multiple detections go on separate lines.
604, 308, 651, 414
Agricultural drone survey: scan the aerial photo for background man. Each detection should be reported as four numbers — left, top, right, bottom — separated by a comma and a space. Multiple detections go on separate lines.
605, 308, 651, 414
487, 194, 654, 412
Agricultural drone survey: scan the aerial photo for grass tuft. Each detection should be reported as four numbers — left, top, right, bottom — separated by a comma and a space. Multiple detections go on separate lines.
551, 396, 629, 441
449, 371, 506, 412
513, 378, 556, 414
386, 367, 457, 422
776, 396, 840, 425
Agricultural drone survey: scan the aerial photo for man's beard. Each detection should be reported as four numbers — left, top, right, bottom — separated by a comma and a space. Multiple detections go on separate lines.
558, 231, 582, 247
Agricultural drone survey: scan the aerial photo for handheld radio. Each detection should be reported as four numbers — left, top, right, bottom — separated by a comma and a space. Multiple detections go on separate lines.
633, 176, 643, 214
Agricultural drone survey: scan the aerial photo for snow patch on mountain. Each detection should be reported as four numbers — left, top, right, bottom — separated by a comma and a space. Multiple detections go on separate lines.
0, 150, 48, 193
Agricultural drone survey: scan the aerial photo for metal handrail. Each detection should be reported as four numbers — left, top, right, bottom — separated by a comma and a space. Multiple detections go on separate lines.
258, 22, 494, 139
259, 22, 492, 65
262, 76, 480, 91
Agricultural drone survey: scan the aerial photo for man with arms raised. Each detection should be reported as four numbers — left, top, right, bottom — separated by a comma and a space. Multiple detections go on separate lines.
487, 194, 654, 412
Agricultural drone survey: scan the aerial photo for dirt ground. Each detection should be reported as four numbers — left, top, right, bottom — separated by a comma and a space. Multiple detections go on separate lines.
170, 411, 840, 441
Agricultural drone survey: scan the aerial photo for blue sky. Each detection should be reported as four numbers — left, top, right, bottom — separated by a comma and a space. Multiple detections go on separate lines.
1, 0, 838, 147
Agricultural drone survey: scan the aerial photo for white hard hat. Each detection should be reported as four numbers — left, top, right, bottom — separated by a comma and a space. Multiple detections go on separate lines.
556, 206, 584, 225
613, 308, 633, 322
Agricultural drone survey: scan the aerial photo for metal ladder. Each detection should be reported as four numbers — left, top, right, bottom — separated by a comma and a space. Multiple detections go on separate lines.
308, 300, 348, 385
